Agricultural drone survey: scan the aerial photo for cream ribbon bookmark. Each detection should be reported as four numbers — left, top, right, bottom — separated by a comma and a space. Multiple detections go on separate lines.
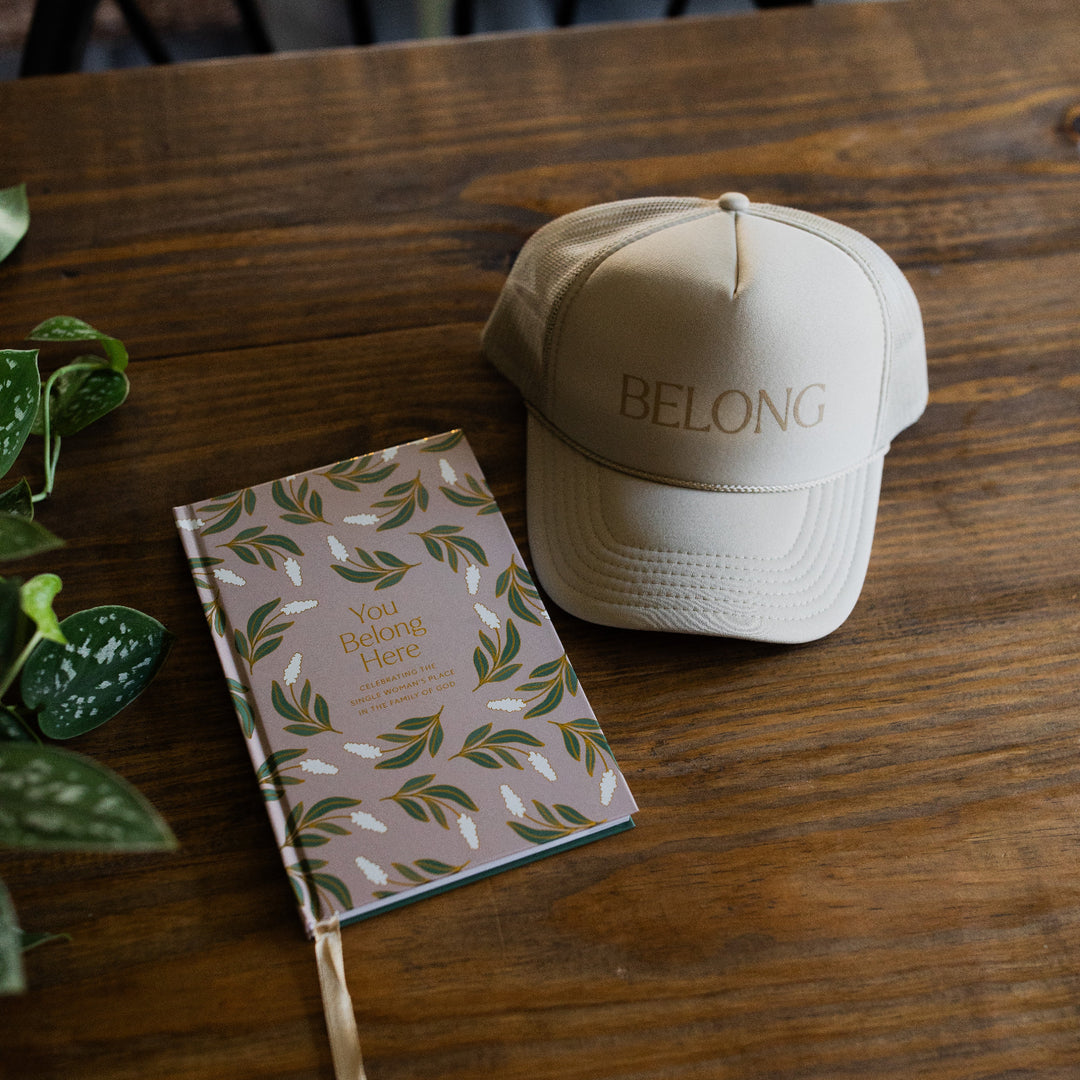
314, 916, 367, 1080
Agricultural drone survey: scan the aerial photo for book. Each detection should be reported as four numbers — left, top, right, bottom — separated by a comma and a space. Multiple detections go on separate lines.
173, 430, 637, 938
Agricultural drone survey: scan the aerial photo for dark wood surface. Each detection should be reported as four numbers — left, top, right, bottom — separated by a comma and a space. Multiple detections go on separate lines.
2, 1, 1079, 1076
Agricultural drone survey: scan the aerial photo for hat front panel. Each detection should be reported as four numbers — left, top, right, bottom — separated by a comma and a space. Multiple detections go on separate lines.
546, 210, 887, 491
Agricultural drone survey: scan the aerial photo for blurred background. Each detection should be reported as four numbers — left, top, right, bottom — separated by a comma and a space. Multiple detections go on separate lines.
1, 0, 874, 80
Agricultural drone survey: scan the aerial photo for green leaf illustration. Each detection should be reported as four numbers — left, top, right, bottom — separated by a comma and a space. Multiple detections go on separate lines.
0, 743, 176, 851
439, 472, 497, 515
187, 556, 226, 636
255, 746, 307, 801
382, 773, 478, 829
281, 795, 362, 849
20, 606, 173, 739
232, 596, 292, 671
220, 526, 302, 569
451, 722, 544, 769
472, 618, 522, 689
286, 859, 354, 918
513, 652, 579, 719
0, 349, 40, 476
373, 471, 428, 531
548, 717, 613, 777
375, 705, 444, 769
320, 454, 398, 491
330, 548, 418, 590
227, 678, 256, 738
413, 525, 488, 573
495, 556, 544, 627
420, 431, 464, 453
507, 800, 603, 845
195, 488, 256, 536
271, 678, 339, 736
371, 856, 469, 899
272, 477, 328, 525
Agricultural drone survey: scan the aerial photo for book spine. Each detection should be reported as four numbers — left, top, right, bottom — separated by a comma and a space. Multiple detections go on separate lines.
172, 504, 317, 937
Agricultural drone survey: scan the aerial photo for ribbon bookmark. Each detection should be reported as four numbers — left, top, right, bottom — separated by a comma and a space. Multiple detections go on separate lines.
313, 916, 368, 1080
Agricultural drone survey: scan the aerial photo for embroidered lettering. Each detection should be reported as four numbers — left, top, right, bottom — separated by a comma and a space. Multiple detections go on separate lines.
618, 374, 826, 434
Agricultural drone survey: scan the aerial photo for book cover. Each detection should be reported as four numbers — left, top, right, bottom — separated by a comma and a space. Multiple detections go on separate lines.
173, 430, 637, 937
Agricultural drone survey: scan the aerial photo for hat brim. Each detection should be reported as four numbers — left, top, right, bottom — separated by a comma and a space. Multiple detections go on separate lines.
523, 414, 884, 644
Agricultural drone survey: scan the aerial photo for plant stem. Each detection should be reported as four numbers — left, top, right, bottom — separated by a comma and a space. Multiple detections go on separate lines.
0, 629, 43, 700
30, 362, 97, 503
31, 434, 61, 503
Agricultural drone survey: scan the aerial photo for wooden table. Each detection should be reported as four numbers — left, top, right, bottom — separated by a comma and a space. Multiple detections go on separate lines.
1, 0, 1078, 1076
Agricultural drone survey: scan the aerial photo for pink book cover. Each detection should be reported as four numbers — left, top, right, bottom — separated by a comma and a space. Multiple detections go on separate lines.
173, 430, 637, 937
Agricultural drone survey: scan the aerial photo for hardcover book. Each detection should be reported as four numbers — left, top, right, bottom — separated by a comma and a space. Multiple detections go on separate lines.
173, 430, 637, 938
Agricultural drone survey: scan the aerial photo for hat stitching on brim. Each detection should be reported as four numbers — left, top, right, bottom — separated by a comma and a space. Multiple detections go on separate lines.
528, 425, 879, 623
526, 400, 891, 495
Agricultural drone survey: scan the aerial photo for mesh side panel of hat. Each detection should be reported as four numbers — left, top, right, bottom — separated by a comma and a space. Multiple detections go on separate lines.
482, 197, 710, 410
752, 203, 927, 447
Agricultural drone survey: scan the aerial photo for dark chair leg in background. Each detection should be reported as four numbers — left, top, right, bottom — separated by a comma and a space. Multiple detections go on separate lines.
234, 0, 274, 53
114, 0, 171, 63
19, 0, 99, 75
346, 0, 375, 46
452, 0, 474, 35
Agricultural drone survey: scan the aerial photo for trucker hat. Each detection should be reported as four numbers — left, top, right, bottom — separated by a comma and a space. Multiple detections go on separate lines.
481, 193, 927, 643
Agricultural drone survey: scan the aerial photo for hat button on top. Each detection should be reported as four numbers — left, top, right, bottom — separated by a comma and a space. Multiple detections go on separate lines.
718, 192, 750, 211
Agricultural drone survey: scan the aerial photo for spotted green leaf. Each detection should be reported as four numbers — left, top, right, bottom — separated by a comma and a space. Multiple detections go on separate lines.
0, 742, 176, 850
20, 605, 173, 738
33, 360, 130, 437
0, 512, 63, 563
0, 349, 40, 476
28, 316, 128, 373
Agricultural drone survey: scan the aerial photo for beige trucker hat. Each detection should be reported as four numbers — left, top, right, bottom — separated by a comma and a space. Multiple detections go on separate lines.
482, 193, 928, 643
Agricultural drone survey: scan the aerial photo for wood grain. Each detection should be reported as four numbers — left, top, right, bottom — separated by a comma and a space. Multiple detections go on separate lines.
1, 0, 1079, 1077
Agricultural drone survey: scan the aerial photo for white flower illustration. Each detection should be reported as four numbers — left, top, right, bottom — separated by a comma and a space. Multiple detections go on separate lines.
281, 599, 318, 615
344, 742, 383, 759
356, 856, 388, 885
474, 603, 500, 630
284, 558, 302, 587
528, 752, 557, 782
327, 535, 350, 562
175, 517, 204, 531
350, 810, 388, 833
501, 784, 526, 819
457, 813, 479, 850
283, 652, 302, 686
487, 698, 526, 712
600, 769, 617, 806
213, 567, 246, 586
439, 458, 457, 485
300, 759, 338, 775
382, 447, 398, 461
342, 513, 379, 525
465, 565, 480, 596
